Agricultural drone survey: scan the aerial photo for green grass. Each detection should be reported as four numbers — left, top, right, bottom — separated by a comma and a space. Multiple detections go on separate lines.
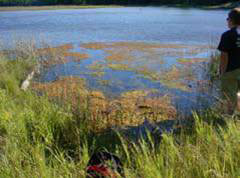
0, 2, 238, 12
162, 2, 239, 10
0, 45, 240, 177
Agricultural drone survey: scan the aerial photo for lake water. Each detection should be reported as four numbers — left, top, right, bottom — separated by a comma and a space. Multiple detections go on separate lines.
0, 7, 228, 46
0, 7, 229, 113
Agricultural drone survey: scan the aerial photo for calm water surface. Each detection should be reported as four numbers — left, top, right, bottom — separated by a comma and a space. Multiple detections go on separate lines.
0, 7, 228, 46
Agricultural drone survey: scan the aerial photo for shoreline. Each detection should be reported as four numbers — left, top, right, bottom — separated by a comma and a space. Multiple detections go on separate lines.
0, 2, 239, 12
152, 2, 240, 10
0, 5, 123, 11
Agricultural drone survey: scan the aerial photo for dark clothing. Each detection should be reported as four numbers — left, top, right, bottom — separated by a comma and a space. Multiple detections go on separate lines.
218, 27, 240, 72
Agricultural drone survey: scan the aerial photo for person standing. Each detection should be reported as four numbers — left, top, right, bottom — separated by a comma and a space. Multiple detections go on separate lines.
218, 8, 240, 110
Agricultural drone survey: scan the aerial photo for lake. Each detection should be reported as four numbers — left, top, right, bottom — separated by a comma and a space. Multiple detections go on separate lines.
0, 7, 229, 113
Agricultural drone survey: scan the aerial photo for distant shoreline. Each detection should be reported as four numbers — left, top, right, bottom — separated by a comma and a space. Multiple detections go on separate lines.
0, 5, 123, 11
157, 2, 240, 10
0, 2, 239, 12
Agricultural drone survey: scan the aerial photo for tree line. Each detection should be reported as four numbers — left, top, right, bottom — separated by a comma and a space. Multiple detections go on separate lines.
0, 0, 237, 6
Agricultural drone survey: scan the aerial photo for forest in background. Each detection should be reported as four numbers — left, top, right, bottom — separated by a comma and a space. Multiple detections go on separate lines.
0, 0, 238, 6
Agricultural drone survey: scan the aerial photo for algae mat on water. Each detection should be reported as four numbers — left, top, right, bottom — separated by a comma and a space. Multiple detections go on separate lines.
81, 42, 210, 92
31, 42, 212, 122
31, 76, 176, 131
32, 42, 209, 93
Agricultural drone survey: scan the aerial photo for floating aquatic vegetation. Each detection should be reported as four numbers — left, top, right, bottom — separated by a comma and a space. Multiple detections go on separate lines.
81, 43, 112, 50
160, 65, 192, 91
137, 95, 176, 119
104, 50, 134, 62
110, 90, 176, 124
37, 44, 74, 54
121, 90, 150, 99
31, 76, 87, 100
88, 62, 105, 71
177, 58, 208, 65
97, 79, 111, 86
31, 77, 176, 131
88, 59, 193, 91
35, 41, 211, 115
63, 52, 89, 62
107, 63, 131, 71
81, 42, 187, 50
81, 42, 208, 57
90, 71, 105, 78
135, 66, 160, 81
36, 44, 89, 66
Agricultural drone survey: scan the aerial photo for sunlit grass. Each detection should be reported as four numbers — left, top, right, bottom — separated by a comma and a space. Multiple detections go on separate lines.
0, 39, 239, 178
0, 75, 240, 177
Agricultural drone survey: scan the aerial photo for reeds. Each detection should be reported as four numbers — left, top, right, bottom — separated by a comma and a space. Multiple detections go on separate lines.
0, 40, 238, 178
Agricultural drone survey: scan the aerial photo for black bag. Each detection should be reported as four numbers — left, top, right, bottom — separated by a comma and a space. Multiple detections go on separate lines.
86, 151, 124, 178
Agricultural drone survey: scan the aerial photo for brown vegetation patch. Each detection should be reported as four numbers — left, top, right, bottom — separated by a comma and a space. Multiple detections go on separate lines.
97, 79, 111, 86
81, 42, 187, 52
90, 71, 105, 77
105, 50, 134, 62
163, 66, 181, 81
31, 78, 176, 131
88, 62, 105, 71
36, 44, 90, 66
81, 42, 210, 63
36, 44, 74, 66
37, 44, 73, 54
81, 43, 112, 50
159, 66, 192, 91
133, 65, 192, 91
177, 58, 208, 65
81, 42, 209, 53
89, 60, 193, 91
63, 52, 89, 62
109, 91, 176, 125
137, 96, 176, 119
31, 77, 87, 101
107, 63, 131, 71
109, 42, 187, 50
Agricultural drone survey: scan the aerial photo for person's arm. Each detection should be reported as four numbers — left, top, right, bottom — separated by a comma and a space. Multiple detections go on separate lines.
219, 52, 228, 75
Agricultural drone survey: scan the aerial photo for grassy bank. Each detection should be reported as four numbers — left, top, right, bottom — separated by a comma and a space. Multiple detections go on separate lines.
162, 2, 240, 10
0, 43, 240, 177
203, 2, 240, 9
0, 5, 122, 11
0, 1, 238, 11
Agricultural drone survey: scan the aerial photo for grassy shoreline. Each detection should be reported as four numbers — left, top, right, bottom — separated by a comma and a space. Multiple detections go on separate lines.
0, 5, 123, 11
0, 2, 239, 11
1, 55, 240, 177
0, 41, 240, 177
160, 2, 239, 10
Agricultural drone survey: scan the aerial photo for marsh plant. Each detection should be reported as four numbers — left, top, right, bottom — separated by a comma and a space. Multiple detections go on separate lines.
0, 40, 239, 178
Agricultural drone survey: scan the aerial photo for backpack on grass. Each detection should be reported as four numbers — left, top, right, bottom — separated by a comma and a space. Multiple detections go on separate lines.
86, 151, 124, 178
